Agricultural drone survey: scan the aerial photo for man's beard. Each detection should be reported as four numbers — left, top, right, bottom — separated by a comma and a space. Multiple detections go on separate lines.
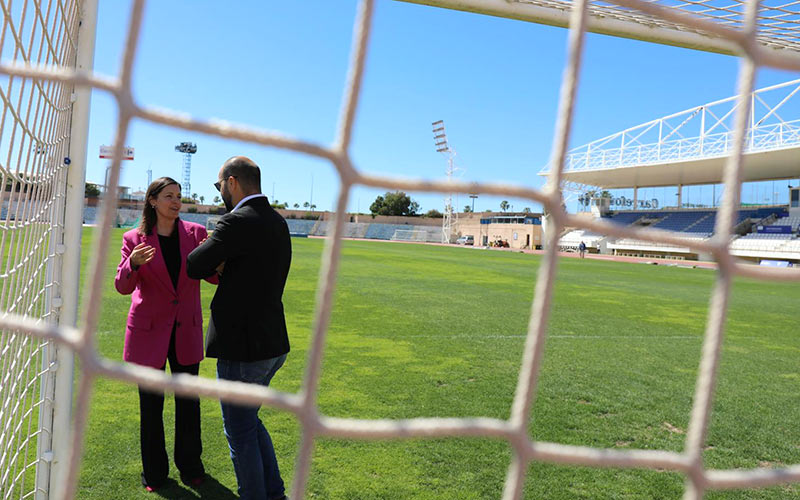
222, 192, 234, 212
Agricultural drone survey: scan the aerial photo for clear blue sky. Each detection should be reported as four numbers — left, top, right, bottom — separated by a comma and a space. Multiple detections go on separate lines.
85, 1, 800, 214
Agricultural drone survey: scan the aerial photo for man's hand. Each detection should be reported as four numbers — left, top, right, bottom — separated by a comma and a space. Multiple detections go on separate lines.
130, 242, 156, 268
216, 261, 225, 275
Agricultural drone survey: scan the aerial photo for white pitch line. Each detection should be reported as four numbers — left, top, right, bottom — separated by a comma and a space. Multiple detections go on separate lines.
384, 334, 704, 340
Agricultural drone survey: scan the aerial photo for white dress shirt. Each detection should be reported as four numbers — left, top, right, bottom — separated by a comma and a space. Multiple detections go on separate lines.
232, 193, 267, 213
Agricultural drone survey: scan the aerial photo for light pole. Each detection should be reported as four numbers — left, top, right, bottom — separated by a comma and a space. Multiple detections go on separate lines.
469, 193, 478, 212
432, 120, 456, 243
174, 142, 197, 200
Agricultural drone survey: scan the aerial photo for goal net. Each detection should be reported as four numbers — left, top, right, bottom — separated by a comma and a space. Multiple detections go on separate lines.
391, 228, 441, 243
3, 0, 800, 499
0, 0, 88, 499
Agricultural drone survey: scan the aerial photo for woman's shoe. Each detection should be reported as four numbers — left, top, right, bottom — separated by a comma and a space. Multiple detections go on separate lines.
179, 473, 205, 487
141, 472, 166, 492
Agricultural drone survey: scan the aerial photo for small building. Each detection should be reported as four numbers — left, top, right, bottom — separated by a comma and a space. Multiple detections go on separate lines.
455, 212, 543, 249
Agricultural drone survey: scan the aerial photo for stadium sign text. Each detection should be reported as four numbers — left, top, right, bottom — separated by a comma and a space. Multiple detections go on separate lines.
99, 145, 134, 161
610, 196, 658, 209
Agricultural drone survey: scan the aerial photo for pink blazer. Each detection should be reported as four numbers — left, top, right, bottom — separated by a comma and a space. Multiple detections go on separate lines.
115, 220, 218, 368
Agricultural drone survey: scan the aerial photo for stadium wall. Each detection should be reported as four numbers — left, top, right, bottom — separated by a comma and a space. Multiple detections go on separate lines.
350, 214, 442, 225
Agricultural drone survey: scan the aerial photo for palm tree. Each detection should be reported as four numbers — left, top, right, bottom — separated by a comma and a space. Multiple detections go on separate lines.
191, 193, 198, 203
213, 195, 220, 205
303, 202, 310, 208
199, 195, 205, 205
293, 203, 299, 209
500, 200, 509, 212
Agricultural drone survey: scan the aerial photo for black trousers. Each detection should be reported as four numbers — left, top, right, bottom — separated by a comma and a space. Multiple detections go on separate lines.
139, 324, 204, 487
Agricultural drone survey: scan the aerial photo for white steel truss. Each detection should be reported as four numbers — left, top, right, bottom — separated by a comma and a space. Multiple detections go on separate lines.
539, 78, 800, 178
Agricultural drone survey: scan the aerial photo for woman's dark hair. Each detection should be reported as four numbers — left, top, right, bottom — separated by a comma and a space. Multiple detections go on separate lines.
138, 177, 181, 235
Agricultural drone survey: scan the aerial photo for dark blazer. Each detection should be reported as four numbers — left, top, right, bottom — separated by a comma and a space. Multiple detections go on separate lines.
186, 196, 291, 361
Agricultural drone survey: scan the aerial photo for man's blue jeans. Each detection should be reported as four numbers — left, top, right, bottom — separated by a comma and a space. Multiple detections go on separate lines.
217, 355, 287, 500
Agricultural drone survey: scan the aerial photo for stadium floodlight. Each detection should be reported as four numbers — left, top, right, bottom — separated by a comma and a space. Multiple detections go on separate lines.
432, 120, 450, 153
432, 120, 457, 242
469, 193, 478, 212
174, 142, 197, 199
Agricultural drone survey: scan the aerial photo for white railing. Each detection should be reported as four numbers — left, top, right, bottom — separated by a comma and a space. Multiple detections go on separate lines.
542, 78, 800, 174
560, 119, 800, 172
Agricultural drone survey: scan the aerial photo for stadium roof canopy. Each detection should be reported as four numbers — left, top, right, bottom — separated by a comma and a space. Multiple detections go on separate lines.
549, 146, 800, 188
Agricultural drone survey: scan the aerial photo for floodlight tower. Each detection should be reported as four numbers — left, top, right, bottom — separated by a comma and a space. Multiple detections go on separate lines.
174, 142, 197, 199
432, 120, 456, 244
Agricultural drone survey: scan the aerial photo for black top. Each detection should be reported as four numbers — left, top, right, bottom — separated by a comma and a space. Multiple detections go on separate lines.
158, 230, 181, 290
186, 196, 291, 361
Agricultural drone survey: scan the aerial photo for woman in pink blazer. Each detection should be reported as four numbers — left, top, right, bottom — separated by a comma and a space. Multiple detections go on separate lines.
115, 177, 218, 491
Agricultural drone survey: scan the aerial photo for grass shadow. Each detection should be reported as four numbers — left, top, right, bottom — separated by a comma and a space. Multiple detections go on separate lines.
151, 475, 237, 499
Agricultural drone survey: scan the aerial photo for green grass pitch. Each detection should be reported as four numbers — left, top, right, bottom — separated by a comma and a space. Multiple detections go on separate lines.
76, 228, 800, 499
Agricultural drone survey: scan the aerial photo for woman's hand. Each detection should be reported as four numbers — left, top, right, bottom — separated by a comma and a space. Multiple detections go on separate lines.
130, 242, 156, 268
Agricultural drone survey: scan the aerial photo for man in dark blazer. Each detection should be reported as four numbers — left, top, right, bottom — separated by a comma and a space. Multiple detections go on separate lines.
186, 156, 291, 500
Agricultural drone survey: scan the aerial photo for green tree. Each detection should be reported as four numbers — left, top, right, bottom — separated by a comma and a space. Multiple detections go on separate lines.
191, 193, 198, 202
199, 195, 205, 205
303, 201, 310, 208
463, 205, 472, 213
293, 203, 299, 209
425, 209, 443, 218
85, 182, 101, 198
213, 195, 221, 205
369, 191, 419, 216
500, 200, 510, 212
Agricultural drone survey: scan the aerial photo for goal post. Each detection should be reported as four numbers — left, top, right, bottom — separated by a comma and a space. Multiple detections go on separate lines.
0, 0, 98, 499
48, 1, 99, 497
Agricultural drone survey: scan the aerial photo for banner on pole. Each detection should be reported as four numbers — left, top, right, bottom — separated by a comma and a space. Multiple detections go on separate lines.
99, 145, 134, 160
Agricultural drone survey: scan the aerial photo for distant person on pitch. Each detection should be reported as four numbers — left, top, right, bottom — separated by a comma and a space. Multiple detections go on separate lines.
114, 177, 218, 492
186, 156, 292, 500
579, 240, 587, 258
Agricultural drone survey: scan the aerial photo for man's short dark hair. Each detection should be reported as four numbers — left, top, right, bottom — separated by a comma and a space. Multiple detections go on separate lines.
221, 156, 261, 193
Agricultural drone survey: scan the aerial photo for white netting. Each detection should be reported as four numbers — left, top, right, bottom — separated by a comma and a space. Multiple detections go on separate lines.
0, 0, 80, 498
517, 0, 800, 50
391, 228, 441, 243
405, 0, 800, 57
3, 0, 800, 499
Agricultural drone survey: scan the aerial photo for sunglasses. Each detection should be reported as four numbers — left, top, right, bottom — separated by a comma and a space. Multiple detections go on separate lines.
214, 175, 237, 192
